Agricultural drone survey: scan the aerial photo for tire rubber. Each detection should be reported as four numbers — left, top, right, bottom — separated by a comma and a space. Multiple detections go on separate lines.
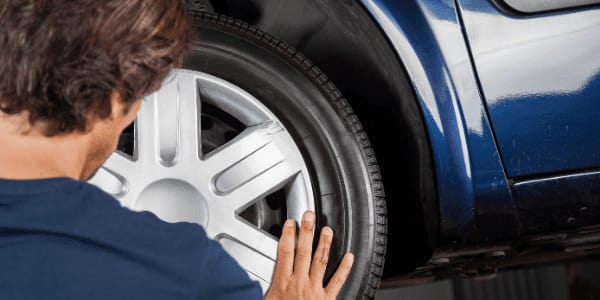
185, 12, 387, 299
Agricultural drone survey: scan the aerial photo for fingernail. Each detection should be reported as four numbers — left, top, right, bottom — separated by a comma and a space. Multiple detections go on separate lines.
347, 253, 355, 263
303, 211, 315, 222
284, 220, 295, 227
322, 227, 333, 236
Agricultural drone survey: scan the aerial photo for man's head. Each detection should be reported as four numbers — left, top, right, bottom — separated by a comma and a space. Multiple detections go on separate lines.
0, 0, 191, 179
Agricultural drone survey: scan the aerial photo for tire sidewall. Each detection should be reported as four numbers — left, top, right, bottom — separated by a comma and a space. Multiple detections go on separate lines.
184, 16, 382, 299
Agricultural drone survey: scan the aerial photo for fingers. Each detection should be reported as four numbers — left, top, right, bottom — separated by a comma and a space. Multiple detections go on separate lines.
309, 226, 333, 283
325, 253, 354, 296
293, 211, 316, 274
273, 219, 296, 281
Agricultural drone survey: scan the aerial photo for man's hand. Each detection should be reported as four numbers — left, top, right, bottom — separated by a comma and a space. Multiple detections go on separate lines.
265, 211, 354, 300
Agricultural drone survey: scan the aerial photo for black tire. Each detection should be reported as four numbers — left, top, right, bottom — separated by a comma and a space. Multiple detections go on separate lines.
185, 13, 387, 299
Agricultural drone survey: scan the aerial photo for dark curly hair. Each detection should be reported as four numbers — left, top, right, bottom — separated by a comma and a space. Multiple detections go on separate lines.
0, 0, 191, 136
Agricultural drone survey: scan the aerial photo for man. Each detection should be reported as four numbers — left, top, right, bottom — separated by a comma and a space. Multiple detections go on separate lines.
0, 1, 353, 299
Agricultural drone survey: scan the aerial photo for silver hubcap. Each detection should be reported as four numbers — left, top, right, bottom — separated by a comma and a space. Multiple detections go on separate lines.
89, 69, 315, 292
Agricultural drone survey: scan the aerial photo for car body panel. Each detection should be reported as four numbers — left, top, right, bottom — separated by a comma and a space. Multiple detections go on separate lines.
456, 0, 600, 177
359, 0, 519, 242
513, 170, 600, 233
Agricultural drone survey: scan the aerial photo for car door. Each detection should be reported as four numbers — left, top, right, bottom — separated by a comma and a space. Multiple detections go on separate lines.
455, 0, 600, 232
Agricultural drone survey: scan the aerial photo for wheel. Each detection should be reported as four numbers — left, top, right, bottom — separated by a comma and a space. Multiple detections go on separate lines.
90, 12, 386, 299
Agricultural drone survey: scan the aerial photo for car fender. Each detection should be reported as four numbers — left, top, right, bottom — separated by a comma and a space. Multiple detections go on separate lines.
360, 0, 518, 242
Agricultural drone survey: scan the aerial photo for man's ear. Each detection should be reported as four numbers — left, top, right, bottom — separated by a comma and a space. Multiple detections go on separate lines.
109, 91, 126, 119
109, 91, 143, 130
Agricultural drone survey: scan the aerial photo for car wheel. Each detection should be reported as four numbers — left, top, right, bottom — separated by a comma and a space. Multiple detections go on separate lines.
90, 13, 386, 299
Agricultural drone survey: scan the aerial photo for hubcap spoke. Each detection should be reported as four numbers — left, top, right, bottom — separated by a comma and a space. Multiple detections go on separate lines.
219, 237, 275, 289
155, 78, 180, 165
136, 71, 203, 165
206, 122, 303, 209
202, 124, 273, 174
102, 151, 136, 179
220, 160, 301, 211
177, 71, 202, 161
89, 152, 139, 207
136, 95, 160, 163
222, 219, 279, 261
88, 167, 127, 197
204, 121, 292, 174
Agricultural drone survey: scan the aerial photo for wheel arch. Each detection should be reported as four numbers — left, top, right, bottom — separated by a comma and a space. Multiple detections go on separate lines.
357, 0, 519, 249
205, 0, 510, 278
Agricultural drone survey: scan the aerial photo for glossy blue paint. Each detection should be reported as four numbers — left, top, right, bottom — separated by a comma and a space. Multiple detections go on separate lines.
456, 0, 600, 177
360, 0, 518, 241
512, 170, 600, 233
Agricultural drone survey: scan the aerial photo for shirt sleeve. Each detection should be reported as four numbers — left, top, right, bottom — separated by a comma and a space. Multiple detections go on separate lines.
197, 238, 263, 300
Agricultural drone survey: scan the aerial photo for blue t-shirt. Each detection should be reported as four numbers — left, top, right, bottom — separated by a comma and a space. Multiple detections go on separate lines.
0, 177, 262, 299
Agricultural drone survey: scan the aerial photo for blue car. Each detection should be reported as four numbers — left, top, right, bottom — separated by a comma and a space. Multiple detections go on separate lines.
89, 0, 600, 298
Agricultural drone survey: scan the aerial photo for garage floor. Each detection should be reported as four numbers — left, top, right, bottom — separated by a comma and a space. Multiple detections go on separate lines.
375, 260, 600, 300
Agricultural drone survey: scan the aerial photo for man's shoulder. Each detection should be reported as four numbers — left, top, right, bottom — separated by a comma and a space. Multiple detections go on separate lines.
81, 180, 209, 247
75, 181, 220, 278
0, 179, 263, 299
80, 182, 262, 297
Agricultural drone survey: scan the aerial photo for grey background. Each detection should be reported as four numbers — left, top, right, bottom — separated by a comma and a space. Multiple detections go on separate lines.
375, 261, 600, 300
